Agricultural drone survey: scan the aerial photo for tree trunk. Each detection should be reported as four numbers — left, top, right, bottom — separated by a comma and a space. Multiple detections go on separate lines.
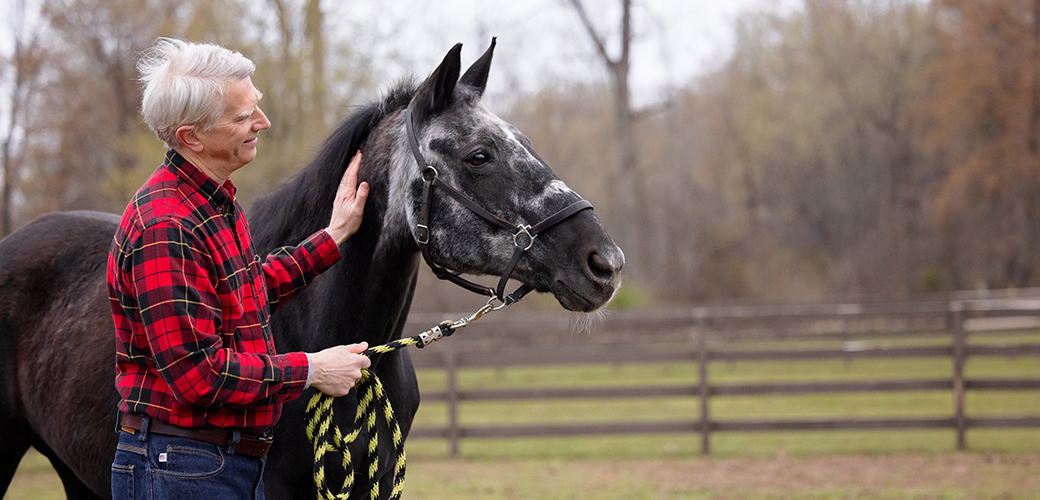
567, 0, 645, 274
306, 0, 326, 128
1, 0, 38, 237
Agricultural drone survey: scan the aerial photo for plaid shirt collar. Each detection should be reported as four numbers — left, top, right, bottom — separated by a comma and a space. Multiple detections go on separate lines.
165, 150, 237, 211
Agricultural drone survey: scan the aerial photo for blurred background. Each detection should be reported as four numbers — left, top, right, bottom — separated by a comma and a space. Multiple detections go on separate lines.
5, 1, 1040, 498
6, 0, 1034, 311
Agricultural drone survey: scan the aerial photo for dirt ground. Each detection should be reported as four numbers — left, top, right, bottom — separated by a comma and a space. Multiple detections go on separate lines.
626, 454, 1037, 491
9, 451, 1039, 499
406, 453, 1040, 499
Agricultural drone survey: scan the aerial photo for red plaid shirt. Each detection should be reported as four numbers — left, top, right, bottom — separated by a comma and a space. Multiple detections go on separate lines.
107, 150, 340, 432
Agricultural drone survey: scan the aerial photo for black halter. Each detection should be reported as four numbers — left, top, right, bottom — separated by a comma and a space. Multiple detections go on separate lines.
404, 104, 593, 305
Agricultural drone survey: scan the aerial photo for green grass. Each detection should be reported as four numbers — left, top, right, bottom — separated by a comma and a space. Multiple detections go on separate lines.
5, 450, 65, 500
404, 430, 974, 460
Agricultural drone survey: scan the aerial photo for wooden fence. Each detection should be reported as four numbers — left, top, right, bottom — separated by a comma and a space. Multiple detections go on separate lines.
402, 289, 1040, 456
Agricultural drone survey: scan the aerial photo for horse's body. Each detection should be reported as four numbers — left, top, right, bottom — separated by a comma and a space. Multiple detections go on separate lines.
0, 41, 622, 499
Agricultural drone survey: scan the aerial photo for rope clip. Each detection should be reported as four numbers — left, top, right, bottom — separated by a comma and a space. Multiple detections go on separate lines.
416, 297, 507, 348
458, 296, 506, 327
416, 320, 455, 348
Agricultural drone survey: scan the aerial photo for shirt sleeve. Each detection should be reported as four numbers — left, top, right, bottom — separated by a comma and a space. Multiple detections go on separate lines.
129, 220, 309, 408
262, 228, 342, 312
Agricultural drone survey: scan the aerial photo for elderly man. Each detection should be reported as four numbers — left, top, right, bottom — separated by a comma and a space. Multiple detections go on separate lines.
107, 38, 370, 499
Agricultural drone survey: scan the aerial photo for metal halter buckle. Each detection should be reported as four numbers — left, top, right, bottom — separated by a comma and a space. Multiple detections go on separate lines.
513, 225, 535, 251
415, 224, 430, 245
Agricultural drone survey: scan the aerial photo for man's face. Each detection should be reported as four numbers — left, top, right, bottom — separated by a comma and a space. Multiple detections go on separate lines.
196, 76, 271, 175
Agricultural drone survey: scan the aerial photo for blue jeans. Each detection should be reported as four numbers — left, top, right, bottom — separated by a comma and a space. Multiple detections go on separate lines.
111, 419, 266, 500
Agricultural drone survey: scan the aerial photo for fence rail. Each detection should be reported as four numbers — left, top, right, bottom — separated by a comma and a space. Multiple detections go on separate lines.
404, 291, 1040, 455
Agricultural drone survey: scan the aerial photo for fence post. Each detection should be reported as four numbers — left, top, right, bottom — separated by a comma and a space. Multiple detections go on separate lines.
445, 342, 460, 458
697, 313, 711, 455
950, 300, 967, 451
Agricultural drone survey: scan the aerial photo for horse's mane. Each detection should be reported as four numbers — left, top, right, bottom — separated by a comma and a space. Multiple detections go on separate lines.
249, 81, 417, 253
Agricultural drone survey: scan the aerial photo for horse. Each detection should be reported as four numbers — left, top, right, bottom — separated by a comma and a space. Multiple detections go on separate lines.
0, 39, 623, 499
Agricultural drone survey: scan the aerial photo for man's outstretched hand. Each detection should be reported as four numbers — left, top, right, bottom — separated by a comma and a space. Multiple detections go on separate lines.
326, 152, 370, 245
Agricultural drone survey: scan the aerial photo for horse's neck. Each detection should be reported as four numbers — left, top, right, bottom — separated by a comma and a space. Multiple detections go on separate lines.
293, 236, 419, 352
258, 153, 422, 353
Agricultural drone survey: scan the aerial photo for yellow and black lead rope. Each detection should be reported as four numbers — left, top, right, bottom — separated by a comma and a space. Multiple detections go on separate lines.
304, 321, 455, 500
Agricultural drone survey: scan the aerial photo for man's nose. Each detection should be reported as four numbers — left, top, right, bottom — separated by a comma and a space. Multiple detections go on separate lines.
254, 106, 271, 130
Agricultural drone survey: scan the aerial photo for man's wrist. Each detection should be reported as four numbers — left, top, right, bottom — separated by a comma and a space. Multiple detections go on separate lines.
324, 226, 346, 246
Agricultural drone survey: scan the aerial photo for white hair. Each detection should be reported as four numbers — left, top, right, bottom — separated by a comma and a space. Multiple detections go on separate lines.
137, 38, 256, 149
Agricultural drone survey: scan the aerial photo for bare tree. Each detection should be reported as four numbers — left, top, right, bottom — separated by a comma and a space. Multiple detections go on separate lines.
564, 0, 652, 280
0, 0, 44, 237
565, 0, 635, 177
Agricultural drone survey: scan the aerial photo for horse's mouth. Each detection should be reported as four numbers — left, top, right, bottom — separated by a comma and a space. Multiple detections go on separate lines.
553, 279, 613, 312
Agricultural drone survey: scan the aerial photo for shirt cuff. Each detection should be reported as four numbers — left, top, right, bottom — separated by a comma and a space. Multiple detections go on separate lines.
304, 353, 313, 389
307, 228, 342, 273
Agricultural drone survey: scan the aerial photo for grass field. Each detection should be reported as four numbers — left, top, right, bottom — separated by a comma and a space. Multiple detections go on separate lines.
7, 332, 1040, 499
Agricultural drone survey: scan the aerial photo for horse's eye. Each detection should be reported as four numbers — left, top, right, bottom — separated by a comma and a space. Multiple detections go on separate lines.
465, 152, 490, 167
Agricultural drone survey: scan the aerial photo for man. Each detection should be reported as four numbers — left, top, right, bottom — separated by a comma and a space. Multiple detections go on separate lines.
107, 38, 370, 499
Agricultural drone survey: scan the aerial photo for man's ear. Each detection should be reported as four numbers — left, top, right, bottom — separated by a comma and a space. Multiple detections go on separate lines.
176, 125, 204, 153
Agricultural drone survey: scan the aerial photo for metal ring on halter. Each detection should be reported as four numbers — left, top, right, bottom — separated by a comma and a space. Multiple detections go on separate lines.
486, 295, 507, 311
450, 296, 504, 329
421, 166, 438, 183
513, 225, 535, 251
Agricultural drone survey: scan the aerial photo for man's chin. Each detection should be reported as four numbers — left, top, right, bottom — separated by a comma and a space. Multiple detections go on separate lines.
239, 149, 258, 166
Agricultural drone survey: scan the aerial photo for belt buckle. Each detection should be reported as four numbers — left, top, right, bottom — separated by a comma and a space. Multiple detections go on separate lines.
236, 433, 274, 458
252, 434, 273, 457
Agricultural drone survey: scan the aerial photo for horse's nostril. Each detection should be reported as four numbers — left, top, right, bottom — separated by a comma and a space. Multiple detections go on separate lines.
587, 251, 615, 281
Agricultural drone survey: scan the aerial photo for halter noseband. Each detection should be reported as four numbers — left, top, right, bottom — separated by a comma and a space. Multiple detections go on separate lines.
404, 104, 593, 305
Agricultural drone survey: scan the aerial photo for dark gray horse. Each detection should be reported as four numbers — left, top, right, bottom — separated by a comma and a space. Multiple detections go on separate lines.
0, 40, 623, 499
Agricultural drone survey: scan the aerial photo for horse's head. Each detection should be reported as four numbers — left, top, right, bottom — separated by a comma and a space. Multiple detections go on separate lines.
394, 40, 624, 312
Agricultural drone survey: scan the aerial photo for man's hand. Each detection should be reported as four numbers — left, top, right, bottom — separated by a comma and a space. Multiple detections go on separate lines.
308, 342, 371, 397
326, 152, 370, 245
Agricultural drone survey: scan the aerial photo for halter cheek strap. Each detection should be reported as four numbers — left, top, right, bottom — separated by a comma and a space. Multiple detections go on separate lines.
404, 104, 593, 304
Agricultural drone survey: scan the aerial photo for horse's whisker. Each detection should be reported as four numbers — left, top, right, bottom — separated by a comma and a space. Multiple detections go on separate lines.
571, 308, 610, 335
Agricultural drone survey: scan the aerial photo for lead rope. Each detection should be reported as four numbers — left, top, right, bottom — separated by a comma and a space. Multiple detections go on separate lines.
304, 299, 505, 500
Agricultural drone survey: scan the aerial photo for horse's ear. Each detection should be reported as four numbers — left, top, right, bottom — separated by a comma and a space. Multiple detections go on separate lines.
460, 37, 496, 96
413, 43, 463, 119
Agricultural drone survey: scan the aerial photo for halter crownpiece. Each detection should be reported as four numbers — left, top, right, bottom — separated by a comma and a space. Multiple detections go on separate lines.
404, 104, 593, 304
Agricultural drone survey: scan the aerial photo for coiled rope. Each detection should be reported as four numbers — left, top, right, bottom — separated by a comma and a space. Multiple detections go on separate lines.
304, 311, 483, 500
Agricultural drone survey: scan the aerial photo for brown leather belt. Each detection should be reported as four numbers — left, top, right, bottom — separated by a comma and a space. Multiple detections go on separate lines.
120, 412, 272, 458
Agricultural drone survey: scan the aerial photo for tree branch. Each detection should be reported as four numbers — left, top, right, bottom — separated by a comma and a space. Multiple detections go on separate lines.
565, 0, 616, 66
620, 0, 631, 70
